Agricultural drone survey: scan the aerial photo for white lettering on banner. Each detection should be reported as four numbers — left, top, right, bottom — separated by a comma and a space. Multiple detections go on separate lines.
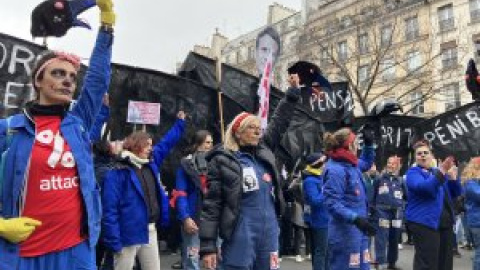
0, 42, 6, 69
8, 45, 35, 76
40, 176, 79, 191
310, 90, 354, 113
421, 110, 480, 146
3, 82, 34, 109
466, 111, 480, 128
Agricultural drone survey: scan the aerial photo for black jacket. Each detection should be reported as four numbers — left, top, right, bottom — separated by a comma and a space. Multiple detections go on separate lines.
199, 92, 299, 255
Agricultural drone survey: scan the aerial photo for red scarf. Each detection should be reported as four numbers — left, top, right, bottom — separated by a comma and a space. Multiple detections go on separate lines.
327, 148, 358, 166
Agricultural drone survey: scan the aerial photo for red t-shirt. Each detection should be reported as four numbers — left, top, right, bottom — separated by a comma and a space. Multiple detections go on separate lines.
20, 116, 85, 257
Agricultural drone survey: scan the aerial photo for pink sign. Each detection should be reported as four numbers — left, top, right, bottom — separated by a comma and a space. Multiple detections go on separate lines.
127, 101, 161, 125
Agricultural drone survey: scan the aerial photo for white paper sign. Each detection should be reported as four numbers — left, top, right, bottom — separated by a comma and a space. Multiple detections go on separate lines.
127, 101, 161, 125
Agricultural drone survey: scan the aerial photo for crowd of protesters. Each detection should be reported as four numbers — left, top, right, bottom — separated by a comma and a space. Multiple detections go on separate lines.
0, 1, 480, 270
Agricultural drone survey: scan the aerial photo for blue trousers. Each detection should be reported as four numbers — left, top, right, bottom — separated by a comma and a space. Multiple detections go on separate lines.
374, 210, 401, 265
221, 216, 279, 270
18, 241, 95, 270
329, 229, 370, 270
471, 227, 480, 270
182, 229, 201, 270
310, 228, 329, 270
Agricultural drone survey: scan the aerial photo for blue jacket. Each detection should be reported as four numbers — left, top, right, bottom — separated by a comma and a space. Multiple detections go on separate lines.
175, 155, 205, 222
0, 30, 112, 269
373, 172, 405, 209
101, 119, 185, 252
303, 172, 329, 229
89, 104, 110, 142
464, 179, 480, 228
323, 146, 375, 224
405, 166, 462, 229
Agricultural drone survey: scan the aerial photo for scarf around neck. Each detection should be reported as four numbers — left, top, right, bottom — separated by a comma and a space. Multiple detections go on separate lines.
327, 148, 358, 166
120, 150, 150, 169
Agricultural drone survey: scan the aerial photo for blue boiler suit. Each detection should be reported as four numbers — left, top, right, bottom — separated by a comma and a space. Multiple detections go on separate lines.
221, 152, 280, 270
372, 173, 405, 266
323, 146, 375, 270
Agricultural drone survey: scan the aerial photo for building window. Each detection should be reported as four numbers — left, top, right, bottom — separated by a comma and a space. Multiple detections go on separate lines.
474, 38, 480, 57
358, 34, 369, 55
380, 25, 393, 47
443, 83, 461, 110
358, 65, 369, 86
442, 47, 458, 69
248, 46, 255, 60
381, 58, 396, 81
438, 4, 455, 32
410, 92, 424, 115
340, 16, 353, 29
407, 51, 422, 73
338, 41, 348, 61
405, 16, 419, 41
320, 47, 330, 65
235, 50, 242, 63
471, 0, 480, 22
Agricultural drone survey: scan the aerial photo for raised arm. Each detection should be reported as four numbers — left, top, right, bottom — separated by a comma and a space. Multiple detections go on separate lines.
151, 111, 186, 168
72, 0, 114, 130
89, 100, 110, 143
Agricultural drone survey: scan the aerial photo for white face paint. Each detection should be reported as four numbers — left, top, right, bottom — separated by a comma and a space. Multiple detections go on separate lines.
255, 34, 279, 76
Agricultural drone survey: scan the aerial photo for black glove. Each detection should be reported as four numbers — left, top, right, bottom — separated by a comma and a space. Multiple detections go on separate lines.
361, 123, 376, 147
368, 206, 377, 218
285, 87, 301, 102
353, 216, 376, 236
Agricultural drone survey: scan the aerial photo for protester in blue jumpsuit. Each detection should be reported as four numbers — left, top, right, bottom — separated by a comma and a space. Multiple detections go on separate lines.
303, 152, 329, 270
323, 127, 377, 270
372, 156, 405, 269
0, 1, 115, 269
199, 75, 301, 270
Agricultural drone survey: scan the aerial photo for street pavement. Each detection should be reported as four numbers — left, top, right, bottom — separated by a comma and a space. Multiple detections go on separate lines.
159, 244, 474, 269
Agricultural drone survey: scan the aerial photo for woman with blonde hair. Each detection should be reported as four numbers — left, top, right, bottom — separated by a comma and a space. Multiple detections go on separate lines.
200, 75, 301, 270
462, 157, 480, 270
322, 126, 377, 270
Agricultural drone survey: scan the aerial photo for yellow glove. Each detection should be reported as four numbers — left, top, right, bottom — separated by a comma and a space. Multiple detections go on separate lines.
96, 0, 115, 26
0, 217, 42, 243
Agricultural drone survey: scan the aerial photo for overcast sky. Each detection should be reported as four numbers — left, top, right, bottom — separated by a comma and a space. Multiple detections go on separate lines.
0, 0, 300, 73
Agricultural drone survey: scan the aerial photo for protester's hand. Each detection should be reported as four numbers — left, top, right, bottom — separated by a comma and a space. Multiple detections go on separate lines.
183, 218, 199, 234
287, 74, 300, 89
102, 94, 110, 107
203, 253, 217, 270
439, 156, 455, 175
0, 217, 42, 243
447, 166, 458, 180
97, 0, 115, 26
353, 217, 376, 236
361, 123, 376, 147
177, 111, 186, 120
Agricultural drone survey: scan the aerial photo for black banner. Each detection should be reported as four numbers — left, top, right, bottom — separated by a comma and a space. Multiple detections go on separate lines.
1, 33, 479, 186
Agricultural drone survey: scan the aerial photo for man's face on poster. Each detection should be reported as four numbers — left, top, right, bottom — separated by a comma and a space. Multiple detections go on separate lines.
255, 34, 279, 76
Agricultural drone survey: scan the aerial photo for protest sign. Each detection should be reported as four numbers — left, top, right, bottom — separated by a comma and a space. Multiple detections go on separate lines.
127, 100, 161, 125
